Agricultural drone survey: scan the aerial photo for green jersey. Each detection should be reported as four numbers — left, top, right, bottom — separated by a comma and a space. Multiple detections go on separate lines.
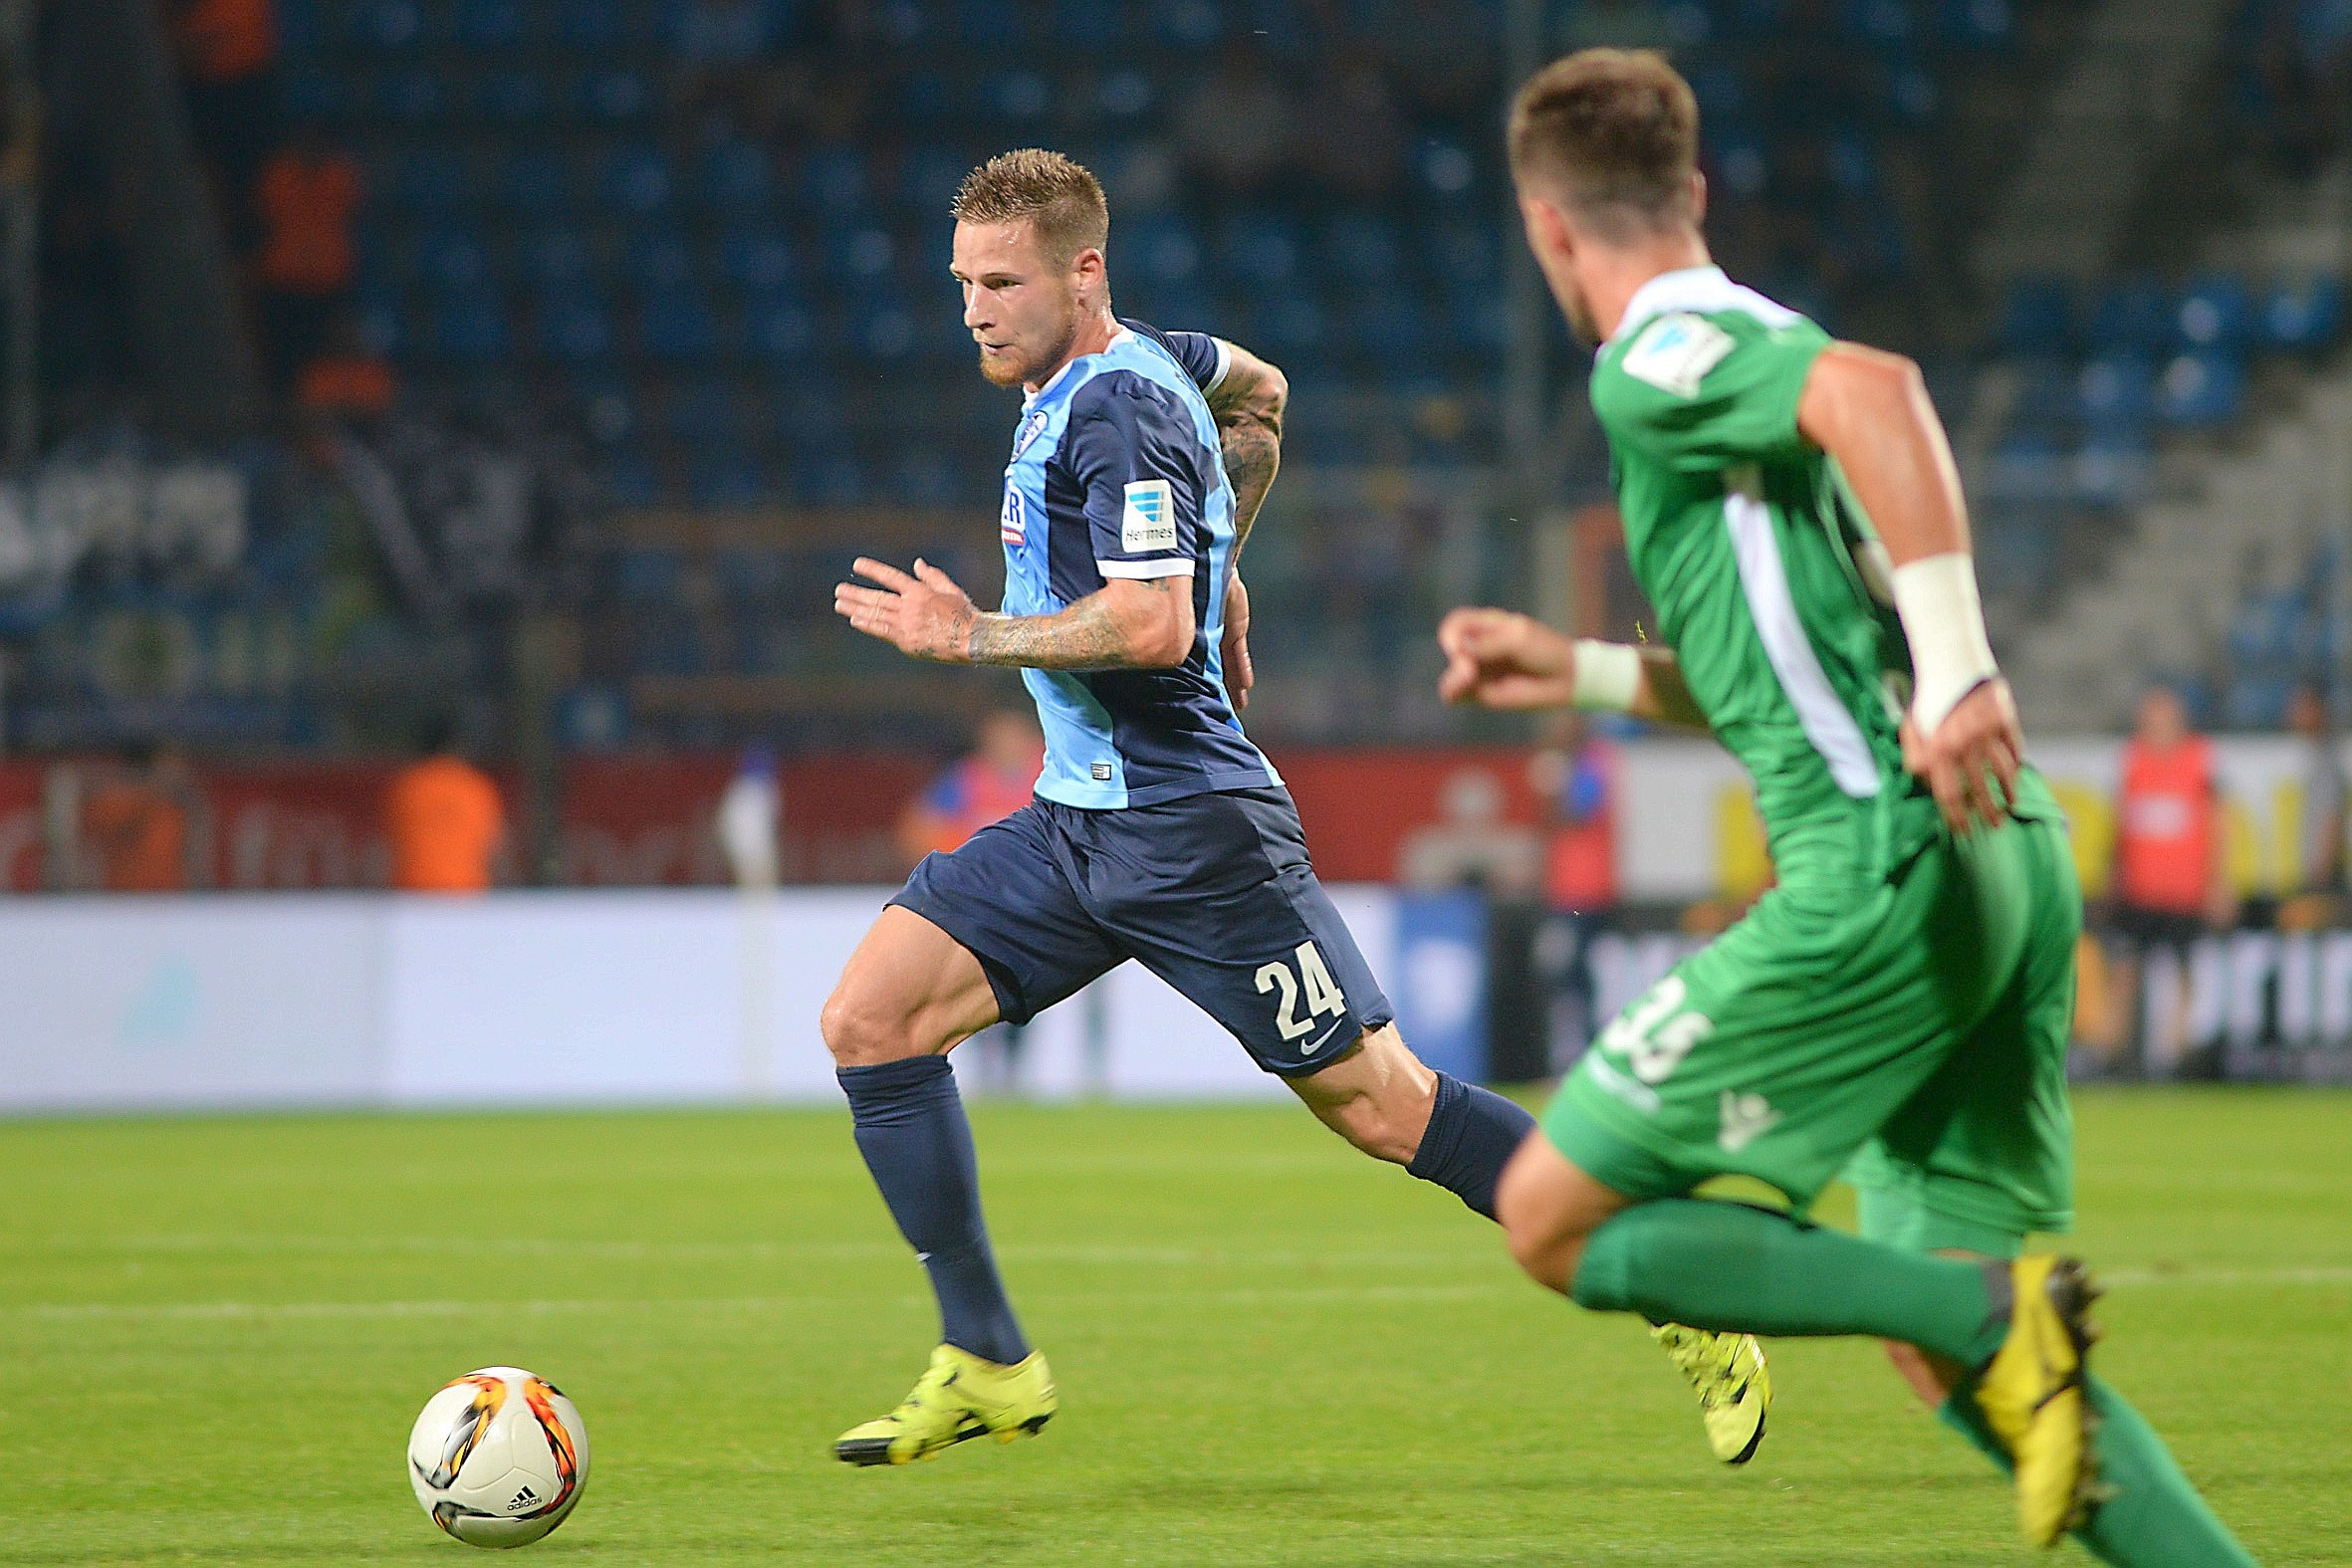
1589, 265, 1947, 887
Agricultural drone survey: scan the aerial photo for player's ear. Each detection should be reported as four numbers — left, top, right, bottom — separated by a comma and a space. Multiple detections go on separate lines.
1519, 191, 1572, 268
1687, 169, 1708, 226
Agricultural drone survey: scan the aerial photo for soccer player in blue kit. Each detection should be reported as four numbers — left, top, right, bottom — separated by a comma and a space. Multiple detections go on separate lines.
823, 148, 1769, 1467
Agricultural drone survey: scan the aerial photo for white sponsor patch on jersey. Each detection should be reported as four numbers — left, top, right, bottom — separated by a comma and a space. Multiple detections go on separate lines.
1120, 479, 1177, 554
1621, 312, 1736, 398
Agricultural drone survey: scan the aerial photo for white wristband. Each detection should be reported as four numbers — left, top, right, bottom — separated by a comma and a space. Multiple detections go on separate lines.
1570, 639, 1643, 712
1891, 552, 1999, 734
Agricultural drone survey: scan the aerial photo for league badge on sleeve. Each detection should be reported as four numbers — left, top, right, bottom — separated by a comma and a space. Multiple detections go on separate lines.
1622, 313, 1736, 399
1121, 480, 1177, 553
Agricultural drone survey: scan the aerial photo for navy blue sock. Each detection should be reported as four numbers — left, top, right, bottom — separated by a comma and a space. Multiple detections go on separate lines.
1405, 1071, 1537, 1221
837, 1055, 1030, 1366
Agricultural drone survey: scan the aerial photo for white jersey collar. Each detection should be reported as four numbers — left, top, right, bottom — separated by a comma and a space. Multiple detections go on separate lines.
1606, 265, 1740, 346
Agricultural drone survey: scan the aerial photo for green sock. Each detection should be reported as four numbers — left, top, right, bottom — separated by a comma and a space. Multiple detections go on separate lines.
1570, 1199, 2004, 1364
1941, 1376, 2255, 1567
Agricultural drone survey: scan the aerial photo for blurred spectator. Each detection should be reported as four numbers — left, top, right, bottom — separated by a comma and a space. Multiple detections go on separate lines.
1295, 52, 1405, 200
384, 718, 506, 893
717, 745, 782, 889
2282, 684, 2348, 927
81, 742, 208, 892
1529, 715, 1620, 1072
897, 709, 1044, 1091
296, 312, 398, 421
897, 709, 1044, 868
172, 0, 280, 207
1398, 767, 1540, 895
1173, 45, 1294, 197
253, 122, 362, 392
2108, 686, 2234, 1074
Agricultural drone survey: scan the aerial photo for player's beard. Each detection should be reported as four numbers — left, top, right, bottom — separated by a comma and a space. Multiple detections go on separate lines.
1559, 277, 1601, 348
977, 299, 1080, 389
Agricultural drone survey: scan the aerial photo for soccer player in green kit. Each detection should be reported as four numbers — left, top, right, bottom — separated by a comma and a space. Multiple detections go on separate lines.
1438, 50, 2254, 1561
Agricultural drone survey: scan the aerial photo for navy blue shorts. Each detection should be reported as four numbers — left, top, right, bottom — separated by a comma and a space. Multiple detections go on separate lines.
891, 786, 1394, 1076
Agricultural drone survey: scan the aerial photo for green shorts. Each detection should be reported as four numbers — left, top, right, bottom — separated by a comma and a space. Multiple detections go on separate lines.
1543, 805, 2078, 1252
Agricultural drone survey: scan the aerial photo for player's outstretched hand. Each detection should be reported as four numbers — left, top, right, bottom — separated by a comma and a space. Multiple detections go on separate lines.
834, 557, 978, 664
1901, 678, 2023, 836
1436, 607, 1577, 709
1222, 574, 1254, 711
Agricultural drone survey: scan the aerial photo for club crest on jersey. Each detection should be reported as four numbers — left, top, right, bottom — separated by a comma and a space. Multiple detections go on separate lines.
1000, 488, 1027, 547
1622, 312, 1736, 398
1012, 409, 1051, 459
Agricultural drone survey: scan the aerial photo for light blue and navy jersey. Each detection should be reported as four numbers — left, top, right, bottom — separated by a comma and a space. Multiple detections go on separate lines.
998, 318, 1281, 809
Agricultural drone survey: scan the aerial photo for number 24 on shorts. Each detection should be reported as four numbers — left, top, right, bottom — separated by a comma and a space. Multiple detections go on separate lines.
1256, 942, 1347, 1041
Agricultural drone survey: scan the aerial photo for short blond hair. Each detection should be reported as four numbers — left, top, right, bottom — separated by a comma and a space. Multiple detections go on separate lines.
1509, 50, 1701, 241
952, 148, 1110, 268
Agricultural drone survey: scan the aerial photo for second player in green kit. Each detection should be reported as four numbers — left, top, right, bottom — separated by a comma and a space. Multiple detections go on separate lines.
1437, 47, 2256, 1564
1545, 270, 2080, 1257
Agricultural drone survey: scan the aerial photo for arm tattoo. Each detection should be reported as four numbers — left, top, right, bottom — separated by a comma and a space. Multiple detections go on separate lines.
1219, 415, 1281, 560
966, 579, 1184, 670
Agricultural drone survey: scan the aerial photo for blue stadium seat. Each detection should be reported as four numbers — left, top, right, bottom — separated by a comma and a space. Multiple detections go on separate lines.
626, 232, 696, 291
2263, 276, 2346, 350
416, 226, 493, 293
603, 144, 676, 215
1939, 0, 2015, 47
1450, 292, 1509, 355
521, 228, 595, 292
278, 0, 323, 52
1052, 0, 1127, 48
499, 148, 574, 214
476, 69, 549, 125
355, 0, 430, 49
1998, 276, 2075, 355
803, 144, 868, 213
955, 0, 1024, 44
454, 0, 527, 47
661, 379, 738, 442
1828, 128, 1879, 197
1096, 66, 1156, 120
1413, 136, 1480, 201
1708, 126, 1770, 199
427, 292, 513, 361
691, 450, 773, 508
604, 451, 664, 507
381, 146, 469, 216
1250, 295, 1330, 356
1318, 213, 1404, 288
2008, 356, 2076, 430
1124, 214, 1204, 286
2090, 276, 2172, 353
983, 69, 1053, 124
701, 139, 776, 211
1215, 215, 1302, 287
2075, 354, 2155, 438
1983, 429, 2069, 504
1343, 293, 1428, 359
1155, 0, 1223, 47
889, 449, 960, 506
283, 68, 347, 121
556, 0, 624, 47
2175, 271, 2253, 352
638, 288, 719, 362
900, 146, 971, 217
382, 68, 453, 122
717, 227, 799, 292
794, 453, 867, 506
535, 294, 616, 363
582, 69, 653, 122
1844, 0, 1914, 44
614, 547, 682, 602
2157, 352, 2247, 427
1428, 220, 1500, 287
713, 548, 787, 603
745, 294, 816, 361
823, 224, 896, 280
2071, 437, 2153, 509
852, 297, 919, 360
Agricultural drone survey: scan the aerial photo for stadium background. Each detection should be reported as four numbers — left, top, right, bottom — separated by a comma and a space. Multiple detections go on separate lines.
4, 0, 2352, 1103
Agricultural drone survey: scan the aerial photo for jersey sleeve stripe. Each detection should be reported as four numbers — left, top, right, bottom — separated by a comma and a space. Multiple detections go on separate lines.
1096, 558, 1197, 579
1722, 479, 1882, 799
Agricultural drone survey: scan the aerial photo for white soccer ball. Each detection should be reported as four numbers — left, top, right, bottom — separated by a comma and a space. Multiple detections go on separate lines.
406, 1367, 589, 1548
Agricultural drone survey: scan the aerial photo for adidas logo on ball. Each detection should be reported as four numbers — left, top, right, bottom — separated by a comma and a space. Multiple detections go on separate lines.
507, 1485, 539, 1511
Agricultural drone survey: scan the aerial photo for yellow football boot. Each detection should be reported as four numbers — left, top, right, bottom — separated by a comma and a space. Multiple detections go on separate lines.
832, 1344, 1057, 1466
1650, 1324, 1771, 1464
1974, 1254, 2102, 1546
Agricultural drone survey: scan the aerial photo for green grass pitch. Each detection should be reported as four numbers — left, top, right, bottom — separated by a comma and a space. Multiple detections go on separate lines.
1, 1087, 2344, 1564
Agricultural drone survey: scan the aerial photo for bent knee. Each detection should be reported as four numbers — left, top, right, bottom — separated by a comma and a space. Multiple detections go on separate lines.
1319, 1095, 1425, 1165
1496, 1149, 1588, 1293
820, 985, 920, 1067
1882, 1338, 1962, 1407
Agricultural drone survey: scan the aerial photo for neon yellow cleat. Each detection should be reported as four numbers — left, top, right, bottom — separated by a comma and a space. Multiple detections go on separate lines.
1974, 1254, 2101, 1547
1651, 1324, 1770, 1464
832, 1344, 1057, 1467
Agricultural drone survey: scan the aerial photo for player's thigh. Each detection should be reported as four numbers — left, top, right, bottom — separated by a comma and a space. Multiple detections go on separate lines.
1090, 789, 1396, 1076
822, 906, 1002, 1065
1542, 844, 2029, 1211
884, 803, 1125, 1031
1850, 816, 2082, 1248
